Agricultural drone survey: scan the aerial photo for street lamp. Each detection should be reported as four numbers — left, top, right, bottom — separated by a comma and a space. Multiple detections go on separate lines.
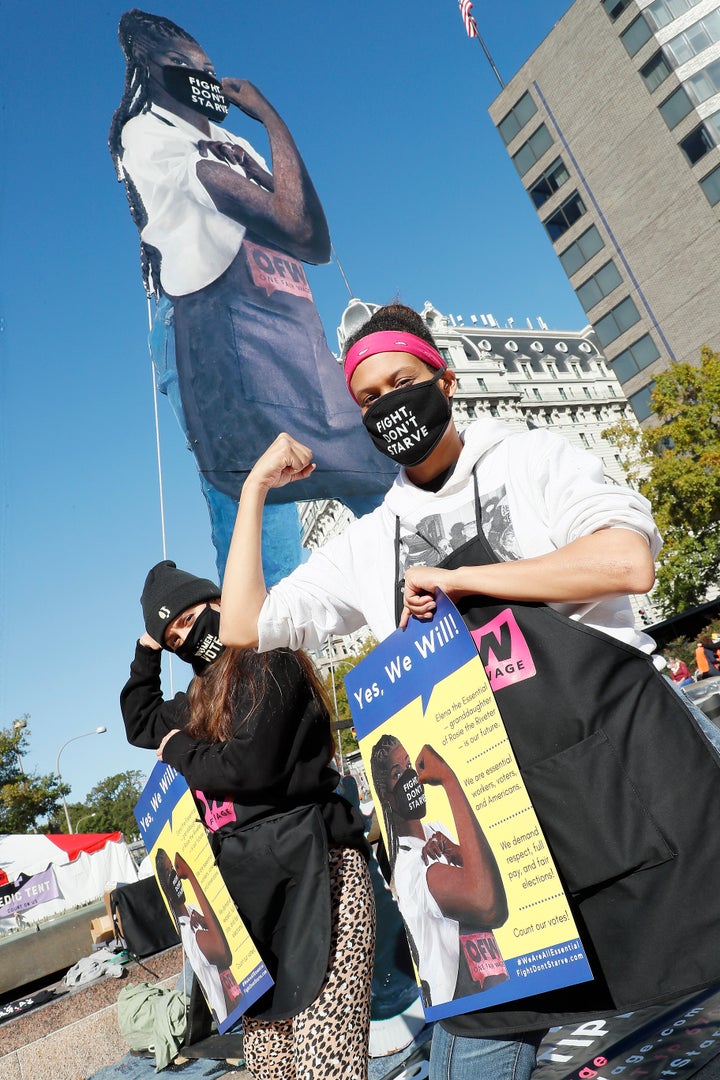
73, 812, 98, 834
55, 727, 107, 834
12, 715, 28, 775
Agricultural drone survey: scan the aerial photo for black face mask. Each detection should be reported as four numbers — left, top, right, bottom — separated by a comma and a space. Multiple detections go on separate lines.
392, 768, 427, 820
175, 604, 225, 674
169, 869, 185, 903
162, 65, 229, 122
362, 370, 451, 467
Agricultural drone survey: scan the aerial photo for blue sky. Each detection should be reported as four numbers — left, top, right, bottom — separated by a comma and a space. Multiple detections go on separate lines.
0, 0, 578, 818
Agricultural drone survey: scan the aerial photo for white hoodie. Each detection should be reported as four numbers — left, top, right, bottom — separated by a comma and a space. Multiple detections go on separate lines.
258, 419, 662, 654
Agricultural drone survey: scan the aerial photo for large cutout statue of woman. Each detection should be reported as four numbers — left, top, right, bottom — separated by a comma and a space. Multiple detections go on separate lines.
109, 10, 395, 580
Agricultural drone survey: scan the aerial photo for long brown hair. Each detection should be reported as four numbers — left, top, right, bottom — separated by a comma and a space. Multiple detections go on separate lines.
185, 646, 334, 746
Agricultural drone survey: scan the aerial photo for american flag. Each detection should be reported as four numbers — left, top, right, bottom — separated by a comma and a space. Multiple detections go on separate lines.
458, 0, 478, 38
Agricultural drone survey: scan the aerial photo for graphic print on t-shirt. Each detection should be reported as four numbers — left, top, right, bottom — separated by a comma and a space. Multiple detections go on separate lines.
398, 484, 520, 575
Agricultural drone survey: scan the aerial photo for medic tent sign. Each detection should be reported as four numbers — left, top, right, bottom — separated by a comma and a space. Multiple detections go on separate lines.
0, 866, 61, 916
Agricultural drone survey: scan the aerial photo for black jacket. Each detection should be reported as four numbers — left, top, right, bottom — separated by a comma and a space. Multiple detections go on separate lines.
121, 643, 367, 1018
121, 643, 365, 848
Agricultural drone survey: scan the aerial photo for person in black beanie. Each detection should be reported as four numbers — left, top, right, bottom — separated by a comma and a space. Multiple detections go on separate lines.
140, 560, 222, 672
121, 560, 375, 1080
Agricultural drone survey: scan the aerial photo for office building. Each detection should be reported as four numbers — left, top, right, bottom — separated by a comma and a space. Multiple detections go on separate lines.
489, 0, 720, 422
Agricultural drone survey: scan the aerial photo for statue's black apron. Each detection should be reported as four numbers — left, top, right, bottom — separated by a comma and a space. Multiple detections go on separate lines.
393, 473, 720, 1035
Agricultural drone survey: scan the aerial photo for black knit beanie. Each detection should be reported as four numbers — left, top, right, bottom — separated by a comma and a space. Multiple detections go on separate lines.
141, 560, 220, 647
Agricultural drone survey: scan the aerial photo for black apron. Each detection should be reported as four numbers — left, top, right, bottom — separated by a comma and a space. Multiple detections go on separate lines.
213, 804, 331, 1022
171, 231, 396, 502
394, 473, 720, 1036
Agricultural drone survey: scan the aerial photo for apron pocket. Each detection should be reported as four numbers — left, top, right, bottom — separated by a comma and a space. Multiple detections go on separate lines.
522, 729, 675, 895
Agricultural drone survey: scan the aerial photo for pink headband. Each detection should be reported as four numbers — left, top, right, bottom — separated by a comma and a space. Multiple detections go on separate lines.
344, 330, 447, 403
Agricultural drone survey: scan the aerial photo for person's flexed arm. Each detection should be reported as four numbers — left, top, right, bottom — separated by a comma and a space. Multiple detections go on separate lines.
196, 80, 330, 262
401, 528, 655, 627
220, 433, 315, 648
175, 854, 232, 969
416, 745, 508, 928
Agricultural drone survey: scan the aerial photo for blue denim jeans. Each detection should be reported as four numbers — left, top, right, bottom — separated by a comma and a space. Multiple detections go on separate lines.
667, 676, 720, 757
430, 1026, 544, 1080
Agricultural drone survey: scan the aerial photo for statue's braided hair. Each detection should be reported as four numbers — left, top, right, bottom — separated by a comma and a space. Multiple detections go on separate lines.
108, 10, 198, 296
370, 733, 403, 872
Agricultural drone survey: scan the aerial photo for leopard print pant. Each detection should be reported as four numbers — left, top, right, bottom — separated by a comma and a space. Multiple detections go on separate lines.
242, 846, 375, 1080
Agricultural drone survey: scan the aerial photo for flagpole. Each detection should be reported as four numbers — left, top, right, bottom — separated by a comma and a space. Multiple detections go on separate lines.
458, 0, 505, 89
474, 30, 505, 89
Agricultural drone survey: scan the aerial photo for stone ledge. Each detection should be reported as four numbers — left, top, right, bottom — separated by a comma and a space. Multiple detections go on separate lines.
0, 947, 183, 1080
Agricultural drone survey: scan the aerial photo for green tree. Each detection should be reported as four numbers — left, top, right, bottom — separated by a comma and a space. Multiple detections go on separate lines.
0, 718, 70, 833
603, 347, 720, 616
323, 636, 378, 757
69, 771, 147, 839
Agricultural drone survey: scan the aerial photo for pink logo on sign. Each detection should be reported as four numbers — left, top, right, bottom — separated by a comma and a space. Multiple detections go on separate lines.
195, 790, 237, 832
470, 608, 536, 692
460, 930, 508, 989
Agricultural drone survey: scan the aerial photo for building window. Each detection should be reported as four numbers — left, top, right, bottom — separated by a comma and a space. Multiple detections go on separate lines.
547, 362, 558, 377
477, 377, 488, 391
645, 0, 701, 30
659, 85, 693, 127
545, 411, 554, 424
687, 57, 720, 104
679, 120, 716, 163
629, 382, 655, 421
544, 192, 586, 241
602, 0, 632, 19
575, 259, 623, 312
498, 92, 538, 145
559, 387, 568, 400
512, 124, 554, 176
579, 432, 590, 447
559, 224, 604, 275
584, 387, 592, 398
594, 297, 641, 346
528, 157, 570, 208
666, 9, 720, 66
521, 363, 531, 378
641, 50, 672, 91
621, 14, 653, 56
700, 162, 720, 204
533, 388, 542, 400
438, 347, 452, 364
610, 334, 660, 382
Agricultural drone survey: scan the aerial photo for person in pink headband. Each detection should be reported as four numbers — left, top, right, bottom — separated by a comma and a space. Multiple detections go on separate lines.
218, 302, 680, 1080
344, 330, 447, 404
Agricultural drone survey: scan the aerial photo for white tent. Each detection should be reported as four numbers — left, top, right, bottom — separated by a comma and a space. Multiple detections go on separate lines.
0, 832, 138, 923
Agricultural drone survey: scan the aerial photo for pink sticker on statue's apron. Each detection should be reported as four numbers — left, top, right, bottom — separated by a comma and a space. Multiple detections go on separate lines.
470, 608, 537, 692
244, 240, 313, 300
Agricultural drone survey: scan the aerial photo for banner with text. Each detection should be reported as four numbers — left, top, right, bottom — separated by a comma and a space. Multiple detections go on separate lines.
135, 763, 272, 1032
535, 987, 720, 1079
0, 867, 60, 917
345, 591, 592, 1023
